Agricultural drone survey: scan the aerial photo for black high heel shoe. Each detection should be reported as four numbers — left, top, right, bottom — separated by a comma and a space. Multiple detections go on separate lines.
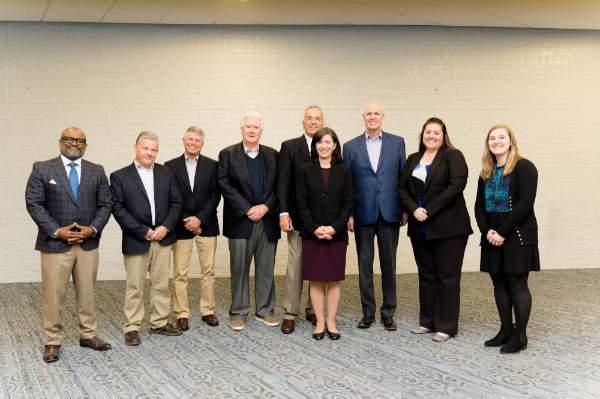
326, 328, 340, 340
312, 328, 325, 340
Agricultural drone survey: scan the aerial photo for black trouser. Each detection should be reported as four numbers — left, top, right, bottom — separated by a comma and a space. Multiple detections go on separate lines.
410, 236, 468, 336
489, 273, 531, 333
355, 216, 400, 321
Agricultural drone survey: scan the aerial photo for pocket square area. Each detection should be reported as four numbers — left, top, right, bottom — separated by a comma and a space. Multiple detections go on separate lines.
49, 179, 57, 184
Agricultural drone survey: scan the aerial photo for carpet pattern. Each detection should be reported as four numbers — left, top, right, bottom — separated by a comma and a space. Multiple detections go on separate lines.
0, 269, 599, 398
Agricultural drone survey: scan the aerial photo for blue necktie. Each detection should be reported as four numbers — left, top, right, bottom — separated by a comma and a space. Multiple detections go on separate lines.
69, 162, 79, 201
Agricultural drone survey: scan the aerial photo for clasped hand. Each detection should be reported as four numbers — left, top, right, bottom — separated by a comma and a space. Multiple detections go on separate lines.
57, 222, 94, 245
247, 204, 269, 222
486, 229, 505, 246
314, 226, 335, 240
183, 216, 202, 235
413, 207, 428, 222
145, 226, 168, 241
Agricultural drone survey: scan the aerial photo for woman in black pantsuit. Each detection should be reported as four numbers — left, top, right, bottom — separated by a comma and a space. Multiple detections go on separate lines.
475, 124, 540, 354
296, 127, 353, 340
399, 117, 473, 343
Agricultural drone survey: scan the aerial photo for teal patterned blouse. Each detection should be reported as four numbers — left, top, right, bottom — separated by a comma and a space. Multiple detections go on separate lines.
485, 165, 511, 212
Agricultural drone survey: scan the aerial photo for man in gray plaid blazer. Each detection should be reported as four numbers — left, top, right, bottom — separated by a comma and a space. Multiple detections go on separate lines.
25, 127, 113, 363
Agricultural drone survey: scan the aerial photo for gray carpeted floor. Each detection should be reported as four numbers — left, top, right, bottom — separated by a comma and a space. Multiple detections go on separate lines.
1, 269, 599, 398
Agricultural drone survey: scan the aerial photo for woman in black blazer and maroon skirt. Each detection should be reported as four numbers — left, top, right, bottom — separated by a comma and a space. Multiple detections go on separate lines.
475, 124, 540, 354
296, 127, 353, 340
399, 117, 472, 343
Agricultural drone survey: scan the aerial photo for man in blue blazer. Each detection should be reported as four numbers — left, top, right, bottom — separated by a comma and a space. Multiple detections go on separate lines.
343, 102, 407, 331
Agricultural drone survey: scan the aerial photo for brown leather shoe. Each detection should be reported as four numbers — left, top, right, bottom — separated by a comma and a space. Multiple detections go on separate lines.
124, 331, 141, 346
43, 345, 60, 363
306, 313, 317, 326
149, 322, 183, 336
201, 314, 219, 327
281, 319, 295, 334
80, 336, 112, 351
176, 318, 190, 331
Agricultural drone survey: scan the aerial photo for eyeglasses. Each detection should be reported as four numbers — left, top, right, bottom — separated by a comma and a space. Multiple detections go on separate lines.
61, 136, 87, 145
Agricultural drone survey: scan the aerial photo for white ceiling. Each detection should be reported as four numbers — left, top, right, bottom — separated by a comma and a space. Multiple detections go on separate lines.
1, 0, 600, 30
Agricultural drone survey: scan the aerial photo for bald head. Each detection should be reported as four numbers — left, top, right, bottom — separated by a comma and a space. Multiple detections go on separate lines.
362, 102, 385, 135
59, 126, 87, 160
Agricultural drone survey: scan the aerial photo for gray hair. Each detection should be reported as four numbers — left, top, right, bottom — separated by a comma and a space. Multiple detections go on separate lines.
362, 102, 385, 115
240, 111, 264, 129
304, 105, 323, 115
184, 126, 205, 138
135, 131, 159, 144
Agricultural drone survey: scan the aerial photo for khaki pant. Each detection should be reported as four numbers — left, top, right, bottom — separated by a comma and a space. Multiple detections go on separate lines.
123, 242, 172, 332
41, 246, 99, 345
171, 236, 217, 318
281, 229, 312, 320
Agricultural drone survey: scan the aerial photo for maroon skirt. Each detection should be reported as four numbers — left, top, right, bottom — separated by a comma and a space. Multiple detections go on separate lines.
302, 239, 347, 281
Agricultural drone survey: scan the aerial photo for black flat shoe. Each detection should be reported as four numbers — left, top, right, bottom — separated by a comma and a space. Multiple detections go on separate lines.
500, 331, 528, 354
312, 330, 325, 340
327, 329, 340, 340
485, 325, 513, 347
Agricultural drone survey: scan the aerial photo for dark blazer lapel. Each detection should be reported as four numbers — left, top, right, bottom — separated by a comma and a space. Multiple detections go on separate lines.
52, 157, 78, 205
262, 147, 276, 190
424, 149, 444, 191
78, 159, 91, 204
127, 163, 151, 205
192, 155, 204, 196
310, 164, 326, 193
176, 155, 193, 194
358, 135, 376, 174
234, 143, 252, 194
376, 132, 388, 173
299, 135, 310, 161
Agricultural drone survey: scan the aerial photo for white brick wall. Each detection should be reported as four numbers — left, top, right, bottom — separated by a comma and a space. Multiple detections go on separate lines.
1, 22, 598, 282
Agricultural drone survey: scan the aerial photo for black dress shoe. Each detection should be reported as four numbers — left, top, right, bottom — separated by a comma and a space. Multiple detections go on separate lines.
500, 331, 528, 354
80, 336, 112, 351
43, 345, 60, 363
357, 316, 375, 329
281, 319, 295, 334
382, 319, 397, 331
485, 325, 513, 347
176, 318, 190, 331
201, 314, 219, 327
124, 331, 141, 346
149, 322, 183, 336
306, 313, 317, 326
327, 329, 341, 340
312, 330, 325, 340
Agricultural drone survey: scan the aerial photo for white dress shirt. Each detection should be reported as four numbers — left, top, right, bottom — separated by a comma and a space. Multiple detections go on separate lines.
185, 155, 198, 191
134, 160, 156, 225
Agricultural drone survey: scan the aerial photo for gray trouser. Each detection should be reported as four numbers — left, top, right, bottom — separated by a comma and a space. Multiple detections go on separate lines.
228, 221, 277, 320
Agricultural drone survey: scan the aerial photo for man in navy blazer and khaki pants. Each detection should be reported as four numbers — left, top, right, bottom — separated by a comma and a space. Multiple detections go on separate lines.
110, 131, 183, 346
343, 102, 407, 331
26, 127, 113, 363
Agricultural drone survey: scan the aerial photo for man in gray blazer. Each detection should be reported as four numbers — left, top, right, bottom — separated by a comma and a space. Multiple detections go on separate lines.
25, 127, 113, 363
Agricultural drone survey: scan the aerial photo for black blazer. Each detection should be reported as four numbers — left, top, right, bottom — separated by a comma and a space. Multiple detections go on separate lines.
296, 163, 353, 242
165, 154, 220, 238
110, 163, 183, 254
25, 156, 112, 253
475, 158, 538, 246
217, 143, 280, 242
399, 148, 473, 240
277, 135, 311, 226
